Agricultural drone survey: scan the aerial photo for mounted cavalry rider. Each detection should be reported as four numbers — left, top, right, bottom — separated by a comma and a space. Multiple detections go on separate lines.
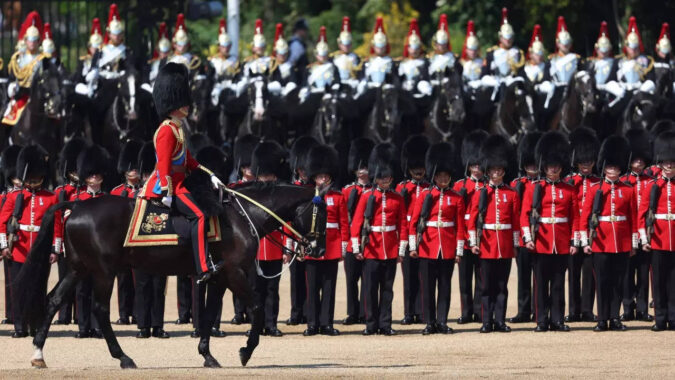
269, 23, 299, 97
330, 17, 360, 91
73, 18, 104, 98
429, 14, 461, 84
141, 22, 171, 94
98, 4, 135, 91
397, 19, 432, 135
3, 11, 44, 126
169, 14, 201, 72
238, 19, 273, 92
518, 25, 552, 129
460, 20, 483, 92
356, 16, 396, 98
137, 62, 226, 283
544, 16, 581, 108
299, 26, 340, 104
586, 22, 623, 105
482, 8, 525, 98
653, 23, 673, 96
617, 17, 656, 95
209, 18, 240, 106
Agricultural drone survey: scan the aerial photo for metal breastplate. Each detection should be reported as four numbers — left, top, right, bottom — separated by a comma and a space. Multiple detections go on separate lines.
333, 53, 357, 80
247, 56, 271, 76
398, 58, 425, 90
278, 61, 292, 80
365, 56, 392, 84
149, 60, 160, 83
430, 53, 456, 74
593, 58, 613, 85
18, 53, 39, 69
308, 63, 334, 89
524, 62, 545, 83
492, 47, 518, 77
210, 57, 236, 77
618, 57, 643, 83
550, 53, 578, 83
462, 58, 483, 81
99, 44, 126, 69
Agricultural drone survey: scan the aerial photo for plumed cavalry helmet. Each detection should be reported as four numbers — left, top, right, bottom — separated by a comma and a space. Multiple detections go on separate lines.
117, 140, 143, 174
435, 14, 451, 49
88, 18, 104, 49
624, 16, 644, 53
462, 20, 478, 60
401, 135, 429, 173
105, 3, 123, 43
569, 127, 599, 166
528, 25, 545, 58
338, 16, 352, 46
316, 26, 329, 57
252, 19, 266, 49
403, 18, 422, 57
517, 132, 542, 172
173, 13, 189, 47
16, 145, 49, 182
426, 142, 456, 179
597, 135, 631, 173
153, 62, 191, 119
657, 23, 671, 55
556, 16, 572, 47
306, 145, 340, 183
368, 143, 400, 181
535, 131, 571, 176
498, 7, 514, 40
58, 137, 87, 180
2, 145, 23, 184
157, 22, 171, 54
41, 23, 55, 56
218, 19, 231, 47
19, 11, 43, 43
274, 23, 289, 56
370, 16, 389, 55
594, 21, 612, 55
349, 138, 375, 174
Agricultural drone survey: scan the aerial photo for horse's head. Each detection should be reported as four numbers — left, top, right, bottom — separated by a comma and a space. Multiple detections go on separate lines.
248, 77, 268, 122
316, 92, 341, 142
503, 81, 535, 140
110, 72, 142, 141
189, 69, 212, 125
440, 73, 466, 123
33, 60, 63, 119
625, 93, 658, 132
573, 71, 600, 115
291, 186, 328, 258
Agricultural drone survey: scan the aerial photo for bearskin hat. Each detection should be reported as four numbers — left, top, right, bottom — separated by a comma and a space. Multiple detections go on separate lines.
517, 131, 542, 170
535, 131, 571, 176
401, 134, 430, 173
597, 135, 631, 173
290, 136, 319, 173
653, 131, 675, 164
348, 137, 375, 173
569, 127, 599, 166
461, 129, 489, 168
58, 137, 87, 180
233, 134, 260, 170
251, 140, 289, 179
138, 142, 156, 177
153, 62, 191, 119
117, 139, 143, 174
2, 145, 23, 184
625, 128, 652, 164
425, 142, 456, 179
480, 135, 515, 180
306, 145, 340, 183
77, 145, 111, 180
650, 120, 675, 145
368, 143, 400, 181
188, 133, 211, 153
16, 145, 49, 181
196, 145, 231, 181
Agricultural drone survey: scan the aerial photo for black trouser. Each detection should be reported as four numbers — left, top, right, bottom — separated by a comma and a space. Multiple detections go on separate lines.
133, 270, 166, 329
622, 249, 651, 316
419, 257, 454, 325
56, 257, 76, 323
116, 269, 135, 320
593, 252, 629, 322
402, 255, 422, 320
289, 260, 307, 322
176, 276, 193, 322
458, 249, 481, 319
363, 258, 397, 331
651, 250, 675, 327
9, 261, 25, 332
305, 259, 339, 328
4, 259, 13, 321
533, 254, 567, 325
515, 247, 533, 317
76, 276, 99, 332
192, 278, 223, 331
175, 193, 210, 276
255, 260, 282, 329
479, 258, 512, 326
568, 251, 596, 316
343, 252, 365, 320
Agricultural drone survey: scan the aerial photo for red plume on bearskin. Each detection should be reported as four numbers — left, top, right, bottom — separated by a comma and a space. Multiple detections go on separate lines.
403, 18, 422, 57
461, 19, 474, 60
18, 11, 43, 41
348, 138, 375, 173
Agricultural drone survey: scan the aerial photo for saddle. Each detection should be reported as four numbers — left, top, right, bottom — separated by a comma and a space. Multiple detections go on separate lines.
124, 197, 221, 247
2, 95, 29, 126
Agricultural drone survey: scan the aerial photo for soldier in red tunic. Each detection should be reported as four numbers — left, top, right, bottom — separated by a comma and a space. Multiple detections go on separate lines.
620, 129, 654, 322
302, 145, 349, 337
351, 143, 408, 336
641, 131, 675, 331
137, 62, 225, 283
564, 127, 600, 322
409, 142, 465, 335
396, 135, 430, 325
0, 145, 63, 338
453, 130, 488, 324
467, 135, 520, 333
0, 145, 22, 326
580, 136, 638, 332
521, 132, 580, 332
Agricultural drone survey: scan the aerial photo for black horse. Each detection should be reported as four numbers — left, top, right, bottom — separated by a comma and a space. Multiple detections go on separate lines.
185, 67, 216, 138
237, 77, 286, 143
549, 72, 601, 134
361, 84, 400, 145
488, 80, 536, 144
424, 71, 466, 142
14, 180, 327, 369
619, 91, 659, 134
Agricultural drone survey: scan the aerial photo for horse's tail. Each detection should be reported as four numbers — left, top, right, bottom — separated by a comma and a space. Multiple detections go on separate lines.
13, 202, 73, 327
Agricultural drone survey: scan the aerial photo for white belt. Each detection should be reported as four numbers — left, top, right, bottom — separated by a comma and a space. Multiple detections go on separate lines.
370, 225, 397, 232
655, 214, 675, 221
483, 223, 512, 230
598, 215, 627, 222
540, 217, 569, 224
326, 222, 339, 229
19, 224, 40, 232
426, 221, 455, 228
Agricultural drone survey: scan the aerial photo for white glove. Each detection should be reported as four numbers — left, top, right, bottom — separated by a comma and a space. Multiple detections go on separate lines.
603, 80, 625, 99
481, 75, 498, 88
535, 80, 554, 94
504, 76, 523, 87
298, 87, 309, 103
211, 84, 223, 106
356, 80, 367, 97
281, 82, 297, 97
74, 83, 90, 96
417, 80, 432, 96
234, 79, 248, 97
85, 69, 98, 83
7, 82, 18, 98
468, 79, 482, 89
639, 80, 655, 94
141, 83, 153, 94
331, 83, 340, 91
267, 81, 282, 95
161, 196, 173, 208
210, 174, 224, 190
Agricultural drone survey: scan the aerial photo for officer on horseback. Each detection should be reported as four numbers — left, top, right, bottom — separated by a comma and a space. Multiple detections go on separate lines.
617, 17, 656, 95
298, 26, 340, 103
356, 16, 396, 97
586, 22, 623, 104
429, 15, 461, 84
73, 18, 104, 98
331, 17, 360, 91
482, 8, 525, 94
546, 16, 581, 104
460, 20, 484, 92
269, 23, 300, 97
237, 19, 272, 94
138, 62, 225, 283
169, 14, 201, 71
140, 22, 171, 94
654, 23, 673, 96
209, 18, 240, 106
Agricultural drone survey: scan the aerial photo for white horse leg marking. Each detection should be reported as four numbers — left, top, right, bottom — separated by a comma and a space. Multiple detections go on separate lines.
253, 81, 265, 121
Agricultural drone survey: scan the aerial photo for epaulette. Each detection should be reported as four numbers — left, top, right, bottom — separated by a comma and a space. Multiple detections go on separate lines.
486, 46, 498, 53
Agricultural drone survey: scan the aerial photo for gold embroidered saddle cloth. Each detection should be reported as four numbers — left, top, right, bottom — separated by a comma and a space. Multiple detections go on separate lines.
124, 197, 221, 247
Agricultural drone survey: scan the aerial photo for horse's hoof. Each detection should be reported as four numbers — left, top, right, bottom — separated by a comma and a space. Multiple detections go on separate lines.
203, 357, 221, 368
120, 357, 137, 369
239, 347, 251, 367
31, 359, 47, 369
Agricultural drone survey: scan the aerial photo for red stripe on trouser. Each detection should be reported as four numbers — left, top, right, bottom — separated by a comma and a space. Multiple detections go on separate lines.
177, 194, 208, 273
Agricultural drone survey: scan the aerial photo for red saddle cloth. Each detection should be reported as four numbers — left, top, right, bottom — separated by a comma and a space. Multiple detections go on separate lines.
124, 197, 221, 247
2, 95, 29, 126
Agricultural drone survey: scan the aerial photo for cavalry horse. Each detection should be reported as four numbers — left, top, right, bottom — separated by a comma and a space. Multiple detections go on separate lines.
548, 72, 601, 134
424, 71, 466, 142
488, 80, 536, 144
361, 84, 400, 145
237, 77, 285, 143
15, 178, 327, 369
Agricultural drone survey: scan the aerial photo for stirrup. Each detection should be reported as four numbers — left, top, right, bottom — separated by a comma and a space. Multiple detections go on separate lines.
196, 271, 213, 284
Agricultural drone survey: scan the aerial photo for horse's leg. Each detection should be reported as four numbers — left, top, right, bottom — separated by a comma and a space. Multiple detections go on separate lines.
227, 265, 263, 367
91, 275, 137, 369
30, 272, 78, 368
198, 281, 227, 368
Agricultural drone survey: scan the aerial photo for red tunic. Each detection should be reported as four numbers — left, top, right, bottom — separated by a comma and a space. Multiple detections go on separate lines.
639, 177, 675, 251
466, 184, 521, 259
395, 180, 431, 222
350, 188, 408, 260
257, 230, 284, 261
580, 180, 638, 253
54, 183, 83, 203
408, 186, 465, 260
342, 182, 371, 252
111, 183, 138, 198
0, 189, 63, 263
520, 180, 580, 254
306, 189, 349, 261
453, 176, 486, 237
138, 117, 200, 199
510, 176, 537, 246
